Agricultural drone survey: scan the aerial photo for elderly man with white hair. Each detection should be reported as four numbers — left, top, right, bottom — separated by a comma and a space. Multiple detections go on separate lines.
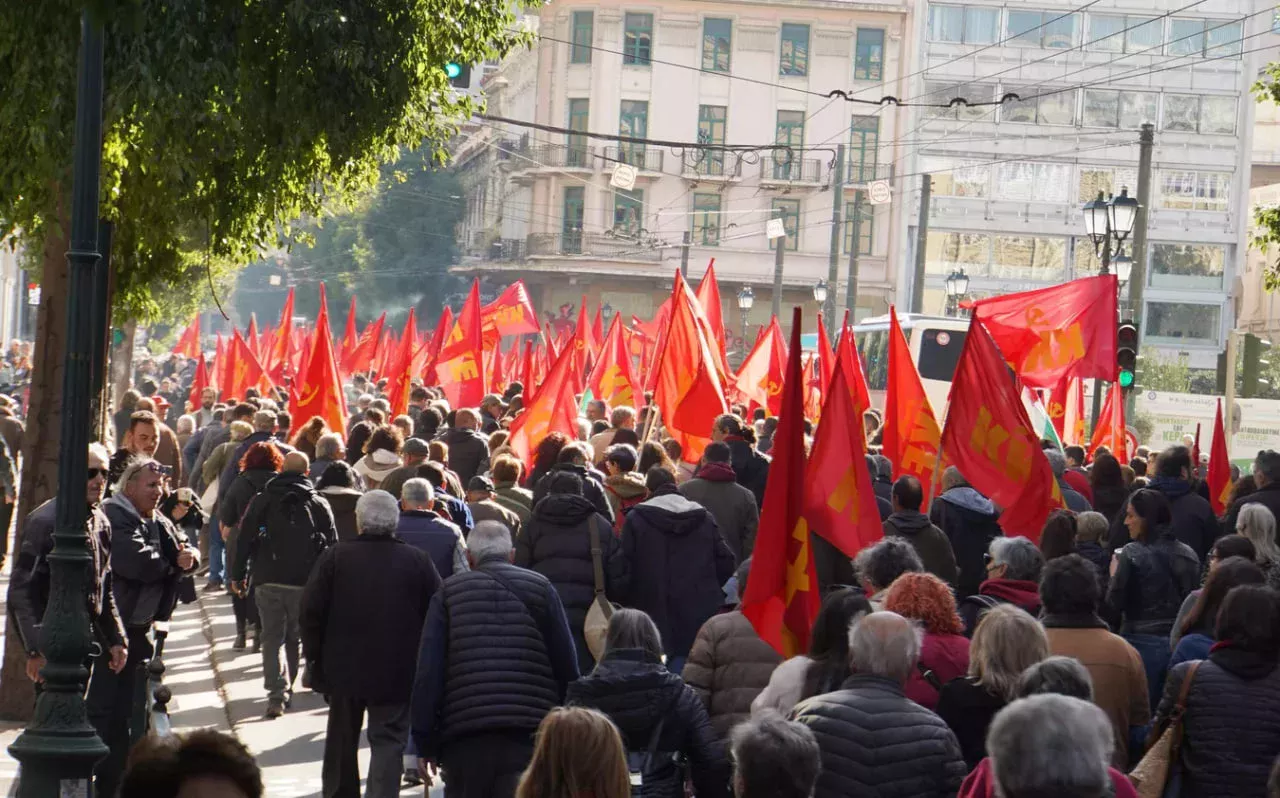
396, 477, 468, 579
986, 694, 1114, 798
791, 611, 966, 798
411, 521, 580, 795
309, 432, 346, 484
301, 489, 442, 798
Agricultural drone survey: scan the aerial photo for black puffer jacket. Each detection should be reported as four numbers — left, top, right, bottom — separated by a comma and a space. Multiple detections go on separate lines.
515, 493, 629, 672
930, 487, 1003, 599
443, 426, 490, 484
532, 462, 615, 524
231, 471, 337, 588
1105, 533, 1200, 636
1223, 481, 1280, 538
792, 674, 966, 798
568, 649, 730, 798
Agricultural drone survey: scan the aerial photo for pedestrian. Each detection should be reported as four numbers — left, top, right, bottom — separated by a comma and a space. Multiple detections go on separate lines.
682, 558, 783, 738
466, 474, 523, 534
118, 729, 263, 798
937, 604, 1048, 769
1037, 509, 1078, 561
791, 611, 967, 798
126, 405, 185, 486
309, 432, 346, 484
679, 441, 760, 565
378, 436, 430, 501
710, 414, 769, 507
1224, 449, 1280, 536
346, 420, 374, 466
1118, 446, 1219, 562
1039, 554, 1149, 768
1170, 534, 1257, 649
1089, 453, 1127, 526
220, 409, 291, 499
443, 408, 491, 484
301, 489, 442, 798
528, 432, 570, 490
959, 536, 1045, 636
728, 712, 821, 798
354, 425, 404, 491
853, 536, 924, 608
218, 442, 281, 651
1170, 556, 1264, 668
566, 608, 730, 798
532, 442, 614, 523
587, 406, 635, 466
290, 415, 328, 461
1074, 510, 1111, 592
930, 467, 1003, 599
983, 695, 1115, 798
883, 475, 958, 586
1235, 503, 1280, 590
491, 453, 534, 525
600, 443, 647, 526
411, 521, 580, 798
882, 571, 970, 711
617, 467, 735, 670
1045, 449, 1090, 512
515, 707, 630, 798
232, 451, 337, 718
397, 478, 469, 579
316, 460, 363, 541
479, 394, 506, 435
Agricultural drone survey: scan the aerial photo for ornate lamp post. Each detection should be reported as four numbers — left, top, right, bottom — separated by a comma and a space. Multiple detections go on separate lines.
944, 268, 969, 316
813, 278, 830, 323
737, 285, 754, 346
1082, 187, 1137, 425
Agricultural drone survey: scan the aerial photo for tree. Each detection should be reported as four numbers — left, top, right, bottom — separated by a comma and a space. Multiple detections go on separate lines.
1253, 67, 1280, 288
0, 0, 526, 719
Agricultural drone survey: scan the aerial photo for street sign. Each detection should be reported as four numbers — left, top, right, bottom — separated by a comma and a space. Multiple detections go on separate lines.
868, 179, 892, 205
766, 218, 787, 239
610, 163, 637, 190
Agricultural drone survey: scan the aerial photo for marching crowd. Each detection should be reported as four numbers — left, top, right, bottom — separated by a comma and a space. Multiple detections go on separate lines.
8, 358, 1280, 798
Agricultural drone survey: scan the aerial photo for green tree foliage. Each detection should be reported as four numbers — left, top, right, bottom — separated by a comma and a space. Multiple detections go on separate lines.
1254, 66, 1280, 289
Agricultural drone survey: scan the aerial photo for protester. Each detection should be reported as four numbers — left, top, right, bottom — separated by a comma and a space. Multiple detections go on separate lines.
290, 416, 328, 461
1225, 450, 1280, 536
791, 611, 966, 798
1074, 510, 1112, 592
567, 609, 730, 798
600, 443, 647, 525
218, 442, 281, 652
1171, 556, 1265, 668
353, 425, 404, 491
1090, 453, 1128, 525
397, 478, 469, 579
1132, 446, 1220, 561
882, 571, 970, 711
937, 604, 1048, 769
678, 440, 759, 565
1037, 509, 1078, 561
728, 713, 821, 798
710, 414, 769, 507
588, 406, 634, 465
221, 409, 288, 494
984, 695, 1115, 798
465, 474, 521, 531
528, 431, 570, 490
515, 707, 630, 798
379, 436, 431, 501
1170, 534, 1257, 649
345, 420, 374, 466
883, 475, 958, 586
930, 467, 1003, 599
315, 460, 363, 542
420, 461, 475, 536
959, 537, 1044, 636
491, 454, 534, 524
310, 432, 346, 484
1237, 503, 1280, 589
118, 729, 263, 798
1046, 449, 1090, 512
443, 408, 491, 484
127, 405, 185, 486
853, 537, 924, 608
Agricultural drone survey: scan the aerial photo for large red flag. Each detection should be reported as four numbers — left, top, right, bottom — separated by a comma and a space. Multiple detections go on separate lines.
339, 296, 358, 362
695, 261, 731, 378
587, 315, 641, 410
293, 299, 347, 435
651, 271, 729, 463
386, 309, 418, 417
187, 353, 210, 413
507, 343, 580, 468
816, 312, 836, 397
172, 317, 201, 359
481, 281, 541, 338
968, 275, 1118, 389
224, 329, 273, 402
420, 306, 454, 375
212, 333, 228, 395
569, 296, 596, 393
435, 281, 485, 408
1207, 399, 1232, 515
641, 298, 674, 392
519, 339, 535, 390
265, 288, 297, 384
344, 312, 386, 377
742, 307, 820, 658
590, 307, 604, 351
1047, 375, 1087, 446
883, 306, 943, 508
734, 315, 787, 416
1089, 382, 1129, 462
941, 318, 1061, 543
833, 315, 873, 414
245, 314, 260, 358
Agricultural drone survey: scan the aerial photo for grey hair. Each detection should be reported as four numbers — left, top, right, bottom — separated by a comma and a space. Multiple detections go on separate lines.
854, 537, 924, 593
575, 418, 591, 441
1238, 503, 1280, 565
970, 604, 1049, 701
355, 490, 400, 536
610, 406, 636, 427
847, 611, 923, 684
604, 607, 665, 662
401, 477, 434, 506
468, 520, 513, 563
729, 712, 822, 798
1043, 449, 1066, 478
987, 695, 1113, 798
1074, 511, 1109, 544
989, 536, 1044, 582
177, 415, 196, 435
1017, 655, 1094, 701
942, 466, 968, 491
316, 432, 344, 460
88, 442, 111, 466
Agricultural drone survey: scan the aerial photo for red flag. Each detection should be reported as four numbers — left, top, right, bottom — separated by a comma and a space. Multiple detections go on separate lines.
968, 275, 1118, 388
519, 339, 535, 390
224, 329, 273, 402
245, 314, 260, 358
1192, 424, 1202, 472
883, 306, 943, 508
1089, 382, 1129, 462
734, 315, 788, 416
265, 288, 297, 383
339, 296, 358, 362
695, 261, 731, 379
172, 317, 201, 359
387, 309, 418, 417
344, 312, 386, 377
435, 281, 485, 408
651, 271, 729, 463
480, 281, 541, 338
742, 307, 819, 658
1207, 399, 1232, 515
569, 296, 596, 393
940, 319, 1061, 544
293, 297, 347, 435
804, 333, 884, 559
507, 343, 580, 468
641, 298, 674, 392
420, 307, 454, 374
212, 333, 227, 394
591, 306, 604, 351
802, 355, 822, 421
587, 315, 641, 410
816, 312, 836, 396
187, 353, 210, 413
833, 316, 872, 414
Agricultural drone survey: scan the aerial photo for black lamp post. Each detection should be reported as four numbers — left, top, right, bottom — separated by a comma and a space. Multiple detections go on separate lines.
1083, 187, 1137, 426
813, 278, 830, 329
8, 10, 110, 796
737, 285, 754, 346
944, 268, 969, 316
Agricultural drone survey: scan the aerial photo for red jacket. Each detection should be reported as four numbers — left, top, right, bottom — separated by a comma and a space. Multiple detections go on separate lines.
905, 632, 970, 711
1064, 468, 1093, 503
958, 757, 1138, 798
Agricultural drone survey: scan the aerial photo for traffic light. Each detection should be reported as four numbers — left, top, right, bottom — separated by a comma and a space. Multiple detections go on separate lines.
1242, 333, 1262, 398
1117, 320, 1138, 392
446, 62, 471, 89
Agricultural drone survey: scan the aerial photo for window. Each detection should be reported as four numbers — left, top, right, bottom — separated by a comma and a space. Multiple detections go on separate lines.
844, 192, 872, 255
780, 23, 809, 76
1169, 17, 1242, 57
613, 189, 644, 235
571, 11, 593, 63
925, 82, 996, 120
921, 156, 990, 197
994, 162, 1070, 202
562, 187, 584, 254
619, 100, 648, 166
1145, 301, 1221, 343
697, 105, 727, 175
1082, 89, 1157, 128
567, 99, 589, 167
1150, 244, 1226, 290
693, 193, 721, 244
927, 5, 999, 44
774, 110, 805, 179
1162, 94, 1236, 135
1003, 88, 1078, 125
1075, 165, 1138, 204
1007, 10, 1078, 48
854, 29, 885, 81
702, 18, 731, 72
624, 13, 653, 65
925, 231, 991, 276
991, 235, 1067, 280
848, 116, 879, 183
1087, 14, 1161, 53
771, 199, 800, 250
1158, 171, 1231, 212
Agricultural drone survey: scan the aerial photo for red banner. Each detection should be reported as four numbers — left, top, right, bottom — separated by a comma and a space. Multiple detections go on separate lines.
435, 281, 485, 409
1089, 382, 1129, 462
651, 271, 729, 463
507, 343, 580, 468
172, 317, 201, 359
292, 293, 347, 435
480, 281, 541, 338
587, 315, 640, 410
883, 306, 943, 509
733, 315, 787, 416
1207, 399, 1232, 515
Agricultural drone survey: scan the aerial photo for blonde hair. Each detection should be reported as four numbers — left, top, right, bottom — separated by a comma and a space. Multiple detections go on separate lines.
969, 604, 1049, 702
1238, 503, 1280, 565
516, 707, 630, 798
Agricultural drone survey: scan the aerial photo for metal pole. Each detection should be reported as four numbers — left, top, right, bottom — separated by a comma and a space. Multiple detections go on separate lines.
845, 192, 863, 319
771, 234, 785, 320
1090, 235, 1112, 433
89, 220, 112, 441
1225, 329, 1238, 462
1129, 123, 1154, 333
679, 230, 690, 278
9, 9, 109, 795
826, 144, 845, 338
910, 175, 932, 313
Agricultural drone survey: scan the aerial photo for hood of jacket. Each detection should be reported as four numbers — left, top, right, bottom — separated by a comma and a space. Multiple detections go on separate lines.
103, 493, 143, 525
694, 462, 737, 483
532, 492, 600, 526
264, 471, 317, 500
572, 648, 682, 727
885, 510, 933, 535
939, 486, 996, 516
1148, 475, 1196, 501
980, 578, 1042, 610
605, 472, 648, 499
631, 492, 711, 535
1209, 641, 1280, 680
444, 427, 485, 447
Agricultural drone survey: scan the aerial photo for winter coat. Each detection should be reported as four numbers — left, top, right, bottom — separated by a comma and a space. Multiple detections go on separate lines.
723, 436, 769, 508
1077, 540, 1112, 595
1092, 483, 1128, 526
318, 486, 361, 541
308, 456, 338, 485
217, 468, 275, 571
515, 493, 627, 672
374, 462, 421, 501
619, 493, 737, 660
1105, 534, 1200, 636
1064, 468, 1093, 503
568, 649, 730, 798
936, 676, 1007, 770
397, 509, 467, 580
679, 463, 760, 563
1223, 481, 1280, 538
300, 534, 441, 703
532, 462, 615, 524
905, 632, 970, 711
105, 494, 198, 627
443, 427, 490, 484
1043, 613, 1150, 768
931, 487, 1003, 599
958, 758, 1140, 798
1155, 647, 1280, 798
958, 578, 1043, 637
883, 511, 959, 587
1171, 632, 1213, 669
231, 471, 337, 588
751, 655, 820, 717
493, 481, 533, 526
603, 472, 648, 528
1107, 477, 1220, 562
1058, 478, 1091, 513
681, 610, 783, 738
467, 498, 523, 535
219, 431, 292, 503
793, 674, 967, 798
354, 449, 403, 491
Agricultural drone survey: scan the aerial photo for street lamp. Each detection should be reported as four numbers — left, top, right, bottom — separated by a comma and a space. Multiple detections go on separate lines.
812, 279, 829, 305
944, 268, 969, 316
1081, 187, 1139, 428
737, 285, 754, 344
1113, 253, 1133, 287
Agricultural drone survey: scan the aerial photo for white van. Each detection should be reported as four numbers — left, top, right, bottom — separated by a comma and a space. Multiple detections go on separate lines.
854, 313, 971, 417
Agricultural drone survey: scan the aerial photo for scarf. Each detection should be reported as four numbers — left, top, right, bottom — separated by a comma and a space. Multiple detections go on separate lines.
1208, 640, 1280, 680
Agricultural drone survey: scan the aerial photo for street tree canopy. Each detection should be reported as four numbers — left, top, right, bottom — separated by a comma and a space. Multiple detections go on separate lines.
1254, 67, 1280, 290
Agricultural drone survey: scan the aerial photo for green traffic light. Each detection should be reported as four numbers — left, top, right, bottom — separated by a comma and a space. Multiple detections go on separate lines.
1119, 370, 1134, 388
446, 63, 462, 79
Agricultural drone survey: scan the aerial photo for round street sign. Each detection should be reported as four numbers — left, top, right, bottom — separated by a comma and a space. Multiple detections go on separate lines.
868, 180, 892, 205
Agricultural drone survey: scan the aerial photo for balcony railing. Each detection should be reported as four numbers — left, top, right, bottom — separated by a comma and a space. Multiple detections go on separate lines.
681, 149, 742, 179
760, 155, 823, 184
604, 146, 665, 172
508, 143, 594, 171
844, 162, 892, 185
527, 232, 662, 261
486, 238, 526, 261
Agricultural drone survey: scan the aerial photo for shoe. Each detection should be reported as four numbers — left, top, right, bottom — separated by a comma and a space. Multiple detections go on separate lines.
203, 579, 224, 592
232, 631, 246, 650
403, 770, 423, 788
265, 699, 285, 719
251, 625, 261, 654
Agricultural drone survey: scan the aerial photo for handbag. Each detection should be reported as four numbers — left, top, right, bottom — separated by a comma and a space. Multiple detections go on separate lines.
1129, 659, 1202, 798
584, 521, 614, 662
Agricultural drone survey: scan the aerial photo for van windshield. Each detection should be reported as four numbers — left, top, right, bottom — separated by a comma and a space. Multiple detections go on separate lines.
917, 327, 967, 383
857, 329, 889, 391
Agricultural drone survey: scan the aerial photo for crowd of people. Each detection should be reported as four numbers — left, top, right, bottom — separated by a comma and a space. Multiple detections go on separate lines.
8, 353, 1280, 798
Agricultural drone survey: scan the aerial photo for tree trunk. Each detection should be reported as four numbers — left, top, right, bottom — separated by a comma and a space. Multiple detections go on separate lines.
110, 319, 135, 417
0, 220, 70, 720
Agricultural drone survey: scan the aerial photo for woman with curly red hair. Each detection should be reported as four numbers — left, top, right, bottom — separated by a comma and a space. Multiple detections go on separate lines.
882, 571, 970, 710
218, 442, 283, 651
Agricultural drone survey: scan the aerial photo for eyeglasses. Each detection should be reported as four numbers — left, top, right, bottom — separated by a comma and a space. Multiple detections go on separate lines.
87, 468, 106, 479
143, 462, 172, 476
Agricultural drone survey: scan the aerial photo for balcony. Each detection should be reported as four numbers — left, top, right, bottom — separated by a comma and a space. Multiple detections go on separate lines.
759, 155, 824, 186
844, 162, 892, 186
507, 143, 595, 176
680, 149, 743, 180
485, 238, 526, 261
603, 146, 665, 174
526, 232, 662, 261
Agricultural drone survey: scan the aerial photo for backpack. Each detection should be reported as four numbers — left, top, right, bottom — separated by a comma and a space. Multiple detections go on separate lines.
627, 699, 687, 797
261, 488, 330, 572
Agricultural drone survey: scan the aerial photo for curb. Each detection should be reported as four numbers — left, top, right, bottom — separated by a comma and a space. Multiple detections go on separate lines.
195, 591, 239, 737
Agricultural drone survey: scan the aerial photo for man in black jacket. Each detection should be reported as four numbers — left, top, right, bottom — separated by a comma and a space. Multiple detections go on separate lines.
930, 467, 1003, 599
302, 489, 441, 797
232, 451, 337, 718
531, 442, 615, 524
442, 408, 490, 485
1115, 446, 1218, 561
711, 414, 769, 508
1223, 449, 1280, 539
883, 476, 958, 587
411, 521, 579, 796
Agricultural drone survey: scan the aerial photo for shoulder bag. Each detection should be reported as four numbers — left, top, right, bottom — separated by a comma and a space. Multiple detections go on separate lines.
1128, 659, 1202, 798
584, 520, 614, 662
